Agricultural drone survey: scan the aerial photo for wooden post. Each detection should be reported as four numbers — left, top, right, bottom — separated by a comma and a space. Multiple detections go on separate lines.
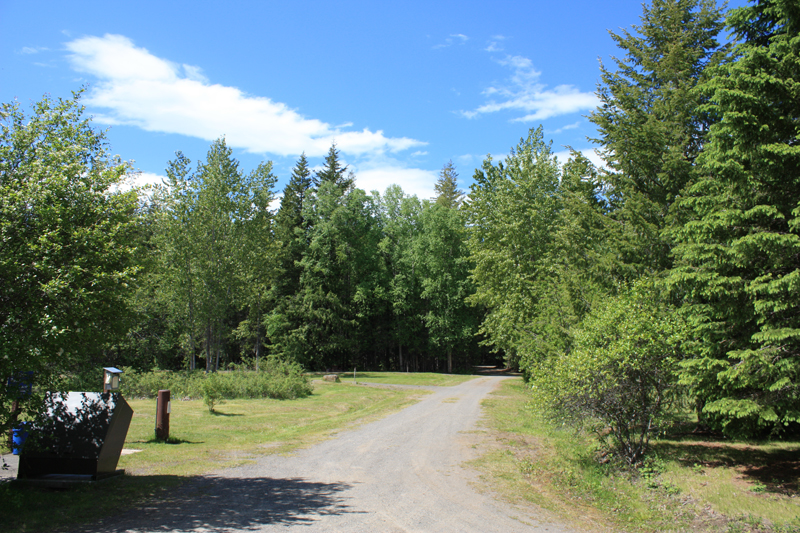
7, 399, 19, 449
155, 390, 170, 441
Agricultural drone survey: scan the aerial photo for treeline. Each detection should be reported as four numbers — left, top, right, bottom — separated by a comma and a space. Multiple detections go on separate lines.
465, 0, 800, 461
123, 143, 487, 374
2, 0, 798, 459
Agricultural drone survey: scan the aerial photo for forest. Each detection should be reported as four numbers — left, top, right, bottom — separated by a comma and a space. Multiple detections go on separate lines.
1, 0, 799, 462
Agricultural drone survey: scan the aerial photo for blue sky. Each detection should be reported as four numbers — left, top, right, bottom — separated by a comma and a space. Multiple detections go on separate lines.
1, 0, 743, 201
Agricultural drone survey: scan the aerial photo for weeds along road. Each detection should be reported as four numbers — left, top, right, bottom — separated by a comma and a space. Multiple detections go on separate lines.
80, 376, 573, 533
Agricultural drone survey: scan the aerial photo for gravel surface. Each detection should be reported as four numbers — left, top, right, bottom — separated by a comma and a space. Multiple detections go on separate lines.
74, 376, 574, 532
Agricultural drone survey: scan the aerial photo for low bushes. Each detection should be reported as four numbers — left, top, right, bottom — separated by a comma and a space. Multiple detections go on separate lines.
119, 357, 312, 401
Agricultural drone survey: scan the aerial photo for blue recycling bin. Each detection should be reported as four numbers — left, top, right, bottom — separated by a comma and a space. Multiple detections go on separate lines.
12, 422, 30, 455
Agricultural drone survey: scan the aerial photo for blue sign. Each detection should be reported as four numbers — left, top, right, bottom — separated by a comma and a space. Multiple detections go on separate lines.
7, 371, 34, 400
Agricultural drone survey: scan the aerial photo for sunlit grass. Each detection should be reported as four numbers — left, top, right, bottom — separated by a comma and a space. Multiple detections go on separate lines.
120, 380, 426, 476
473, 378, 800, 532
657, 439, 800, 530
0, 380, 426, 532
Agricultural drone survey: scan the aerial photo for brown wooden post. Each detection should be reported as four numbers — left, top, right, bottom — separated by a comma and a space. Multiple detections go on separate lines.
7, 399, 19, 449
155, 390, 170, 441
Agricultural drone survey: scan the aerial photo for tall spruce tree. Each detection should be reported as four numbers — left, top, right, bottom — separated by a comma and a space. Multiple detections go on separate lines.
274, 153, 313, 297
314, 143, 354, 191
434, 160, 464, 208
589, 0, 727, 274
668, 0, 800, 436
266, 154, 313, 361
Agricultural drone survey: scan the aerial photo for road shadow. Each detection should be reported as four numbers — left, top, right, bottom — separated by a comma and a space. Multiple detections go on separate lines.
69, 474, 359, 532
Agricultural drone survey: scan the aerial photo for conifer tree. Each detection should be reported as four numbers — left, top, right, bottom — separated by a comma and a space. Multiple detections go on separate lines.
274, 153, 313, 296
669, 0, 800, 436
266, 154, 313, 360
434, 160, 464, 208
589, 0, 727, 274
314, 143, 354, 190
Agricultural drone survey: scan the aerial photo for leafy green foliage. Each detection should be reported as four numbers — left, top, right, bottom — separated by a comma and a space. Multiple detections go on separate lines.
149, 138, 277, 371
465, 127, 562, 370
0, 90, 139, 435
120, 358, 312, 401
415, 202, 477, 373
530, 280, 685, 465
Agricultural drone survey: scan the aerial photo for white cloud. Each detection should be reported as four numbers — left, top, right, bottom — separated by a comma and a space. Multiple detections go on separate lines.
65, 34, 425, 159
433, 33, 469, 49
462, 54, 598, 122
108, 171, 166, 195
551, 121, 582, 134
355, 165, 438, 200
485, 35, 506, 52
552, 148, 607, 170
21, 46, 48, 54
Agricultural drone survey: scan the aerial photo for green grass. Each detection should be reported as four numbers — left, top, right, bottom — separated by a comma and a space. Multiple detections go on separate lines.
317, 371, 478, 387
655, 438, 800, 531
0, 380, 426, 532
473, 378, 800, 533
120, 380, 425, 476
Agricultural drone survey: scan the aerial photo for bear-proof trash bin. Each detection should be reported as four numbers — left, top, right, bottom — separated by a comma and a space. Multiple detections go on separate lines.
17, 392, 133, 482
12, 422, 29, 455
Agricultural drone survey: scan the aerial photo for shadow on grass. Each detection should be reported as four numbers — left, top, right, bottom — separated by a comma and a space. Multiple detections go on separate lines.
142, 437, 203, 445
4, 473, 360, 533
652, 439, 800, 495
209, 410, 243, 417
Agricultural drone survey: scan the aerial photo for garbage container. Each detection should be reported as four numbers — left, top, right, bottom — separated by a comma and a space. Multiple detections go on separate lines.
12, 422, 29, 455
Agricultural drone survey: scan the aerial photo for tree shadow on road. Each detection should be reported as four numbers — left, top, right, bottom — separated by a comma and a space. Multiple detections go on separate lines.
72, 474, 360, 532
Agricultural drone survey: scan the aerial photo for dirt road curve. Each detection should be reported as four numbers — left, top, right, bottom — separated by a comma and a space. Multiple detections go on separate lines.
77, 376, 574, 532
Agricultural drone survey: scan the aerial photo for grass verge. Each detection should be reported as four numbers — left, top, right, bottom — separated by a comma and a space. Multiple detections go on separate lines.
472, 378, 800, 533
0, 380, 425, 532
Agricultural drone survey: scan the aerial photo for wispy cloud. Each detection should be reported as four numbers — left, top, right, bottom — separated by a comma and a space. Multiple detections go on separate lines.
484, 35, 506, 52
462, 54, 598, 122
20, 46, 48, 54
433, 33, 469, 49
551, 121, 582, 134
65, 34, 425, 158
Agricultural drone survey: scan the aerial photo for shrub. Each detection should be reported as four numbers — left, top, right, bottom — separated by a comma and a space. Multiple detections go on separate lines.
119, 356, 312, 401
202, 373, 223, 413
530, 279, 685, 466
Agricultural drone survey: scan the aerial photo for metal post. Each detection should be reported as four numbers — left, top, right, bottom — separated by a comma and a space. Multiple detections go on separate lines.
155, 390, 170, 441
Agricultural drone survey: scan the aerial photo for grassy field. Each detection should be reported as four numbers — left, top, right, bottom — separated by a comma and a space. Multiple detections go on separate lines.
319, 371, 479, 387
472, 378, 800, 533
0, 380, 426, 532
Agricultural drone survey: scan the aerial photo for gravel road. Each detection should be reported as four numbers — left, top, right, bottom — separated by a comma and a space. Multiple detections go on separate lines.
76, 376, 574, 532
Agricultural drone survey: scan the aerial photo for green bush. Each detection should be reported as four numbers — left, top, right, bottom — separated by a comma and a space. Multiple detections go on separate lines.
530, 279, 685, 466
119, 357, 312, 401
202, 373, 223, 412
